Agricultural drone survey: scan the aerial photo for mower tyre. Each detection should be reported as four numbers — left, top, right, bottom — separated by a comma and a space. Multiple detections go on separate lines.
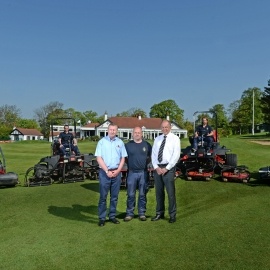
225, 153, 237, 167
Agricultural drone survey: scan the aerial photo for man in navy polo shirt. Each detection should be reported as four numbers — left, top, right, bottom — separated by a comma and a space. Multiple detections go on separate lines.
192, 117, 214, 151
124, 127, 152, 222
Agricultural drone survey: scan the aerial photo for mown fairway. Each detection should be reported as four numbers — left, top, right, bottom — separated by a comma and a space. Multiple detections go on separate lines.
0, 136, 269, 270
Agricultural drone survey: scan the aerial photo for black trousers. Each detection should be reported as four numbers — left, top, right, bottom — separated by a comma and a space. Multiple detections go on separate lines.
153, 167, 176, 218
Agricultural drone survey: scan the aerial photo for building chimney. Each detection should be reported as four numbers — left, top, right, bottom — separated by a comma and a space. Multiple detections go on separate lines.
166, 114, 170, 121
138, 115, 141, 120
104, 111, 108, 121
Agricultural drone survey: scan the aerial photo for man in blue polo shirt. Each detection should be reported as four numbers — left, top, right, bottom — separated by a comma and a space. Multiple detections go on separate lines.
95, 124, 127, 227
124, 127, 152, 222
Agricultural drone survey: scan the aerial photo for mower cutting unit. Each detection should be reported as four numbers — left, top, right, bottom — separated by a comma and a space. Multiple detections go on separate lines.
258, 166, 270, 180
24, 118, 98, 187
221, 165, 250, 183
179, 111, 249, 183
0, 147, 19, 187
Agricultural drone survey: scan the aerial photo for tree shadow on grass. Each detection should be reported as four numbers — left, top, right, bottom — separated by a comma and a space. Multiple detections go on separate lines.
80, 182, 99, 193
48, 204, 98, 224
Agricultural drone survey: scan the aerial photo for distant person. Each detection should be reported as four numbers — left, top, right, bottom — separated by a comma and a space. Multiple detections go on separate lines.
95, 124, 127, 227
192, 117, 214, 151
58, 124, 80, 156
124, 127, 152, 222
151, 120, 180, 223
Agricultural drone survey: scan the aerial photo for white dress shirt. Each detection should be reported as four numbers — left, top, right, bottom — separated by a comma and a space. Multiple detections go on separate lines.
151, 132, 181, 170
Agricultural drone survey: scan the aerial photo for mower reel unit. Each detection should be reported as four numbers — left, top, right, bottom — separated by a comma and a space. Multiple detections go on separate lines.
179, 111, 249, 182
24, 118, 98, 187
0, 147, 19, 187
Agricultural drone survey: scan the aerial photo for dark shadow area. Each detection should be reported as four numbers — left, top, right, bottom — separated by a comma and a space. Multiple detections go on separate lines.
0, 185, 17, 189
80, 182, 99, 193
48, 204, 98, 223
247, 171, 270, 187
48, 204, 129, 223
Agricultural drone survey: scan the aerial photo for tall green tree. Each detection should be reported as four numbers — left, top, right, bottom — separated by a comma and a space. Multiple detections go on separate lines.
149, 99, 184, 127
228, 88, 263, 134
209, 104, 230, 137
209, 104, 228, 128
261, 79, 270, 124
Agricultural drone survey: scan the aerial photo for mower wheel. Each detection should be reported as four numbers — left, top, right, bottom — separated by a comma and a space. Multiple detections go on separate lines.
187, 177, 192, 181
223, 178, 228, 182
225, 153, 237, 167
24, 167, 35, 187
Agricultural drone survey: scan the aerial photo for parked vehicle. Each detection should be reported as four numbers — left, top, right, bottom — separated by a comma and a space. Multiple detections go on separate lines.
0, 147, 19, 187
178, 111, 250, 183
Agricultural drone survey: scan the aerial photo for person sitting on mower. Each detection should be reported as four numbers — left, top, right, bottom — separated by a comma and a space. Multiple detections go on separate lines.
58, 124, 80, 156
192, 117, 214, 152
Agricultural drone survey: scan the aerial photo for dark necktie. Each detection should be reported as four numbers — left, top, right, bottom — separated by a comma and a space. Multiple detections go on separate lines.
158, 135, 167, 163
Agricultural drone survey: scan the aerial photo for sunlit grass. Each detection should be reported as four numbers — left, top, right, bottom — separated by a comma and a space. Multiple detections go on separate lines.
0, 135, 270, 269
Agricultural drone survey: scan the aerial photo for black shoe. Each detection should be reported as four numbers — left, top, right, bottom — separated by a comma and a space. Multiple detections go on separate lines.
169, 217, 176, 223
109, 218, 120, 224
151, 214, 165, 221
98, 220, 105, 227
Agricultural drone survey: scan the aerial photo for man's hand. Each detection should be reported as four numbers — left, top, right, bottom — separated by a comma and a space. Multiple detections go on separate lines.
156, 167, 168, 175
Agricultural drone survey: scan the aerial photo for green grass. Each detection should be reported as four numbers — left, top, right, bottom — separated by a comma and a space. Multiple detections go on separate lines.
0, 136, 270, 270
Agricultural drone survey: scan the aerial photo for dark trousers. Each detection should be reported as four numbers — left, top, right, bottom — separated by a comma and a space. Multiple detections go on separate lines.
153, 167, 176, 218
60, 144, 80, 156
98, 169, 121, 220
193, 136, 213, 150
126, 171, 148, 217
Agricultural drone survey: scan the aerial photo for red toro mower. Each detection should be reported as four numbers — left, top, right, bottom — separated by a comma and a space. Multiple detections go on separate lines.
179, 111, 250, 183
0, 147, 19, 187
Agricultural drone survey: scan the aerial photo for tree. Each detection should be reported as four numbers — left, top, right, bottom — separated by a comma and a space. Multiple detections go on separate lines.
0, 104, 21, 128
209, 104, 230, 137
34, 101, 63, 138
116, 108, 147, 118
182, 119, 194, 136
149, 99, 184, 127
209, 104, 228, 128
261, 79, 270, 124
16, 119, 40, 129
228, 88, 263, 134
83, 110, 101, 124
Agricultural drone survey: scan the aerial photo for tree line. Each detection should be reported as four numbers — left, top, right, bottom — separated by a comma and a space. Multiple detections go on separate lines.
1, 81, 270, 140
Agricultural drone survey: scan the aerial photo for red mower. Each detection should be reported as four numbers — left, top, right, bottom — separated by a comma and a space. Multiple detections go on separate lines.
178, 111, 250, 183
0, 146, 19, 187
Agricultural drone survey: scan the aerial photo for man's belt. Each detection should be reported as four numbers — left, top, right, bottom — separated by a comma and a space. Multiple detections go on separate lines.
157, 164, 168, 167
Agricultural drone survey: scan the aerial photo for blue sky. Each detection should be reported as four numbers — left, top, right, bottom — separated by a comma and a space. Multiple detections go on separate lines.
1, 0, 269, 121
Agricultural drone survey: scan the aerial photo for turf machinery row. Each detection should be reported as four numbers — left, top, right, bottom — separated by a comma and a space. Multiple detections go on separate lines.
176, 111, 251, 183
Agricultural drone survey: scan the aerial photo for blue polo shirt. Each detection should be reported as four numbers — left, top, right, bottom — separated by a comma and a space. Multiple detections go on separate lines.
95, 136, 127, 169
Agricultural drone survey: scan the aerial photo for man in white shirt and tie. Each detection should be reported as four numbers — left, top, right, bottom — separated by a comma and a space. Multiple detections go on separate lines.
151, 120, 181, 223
